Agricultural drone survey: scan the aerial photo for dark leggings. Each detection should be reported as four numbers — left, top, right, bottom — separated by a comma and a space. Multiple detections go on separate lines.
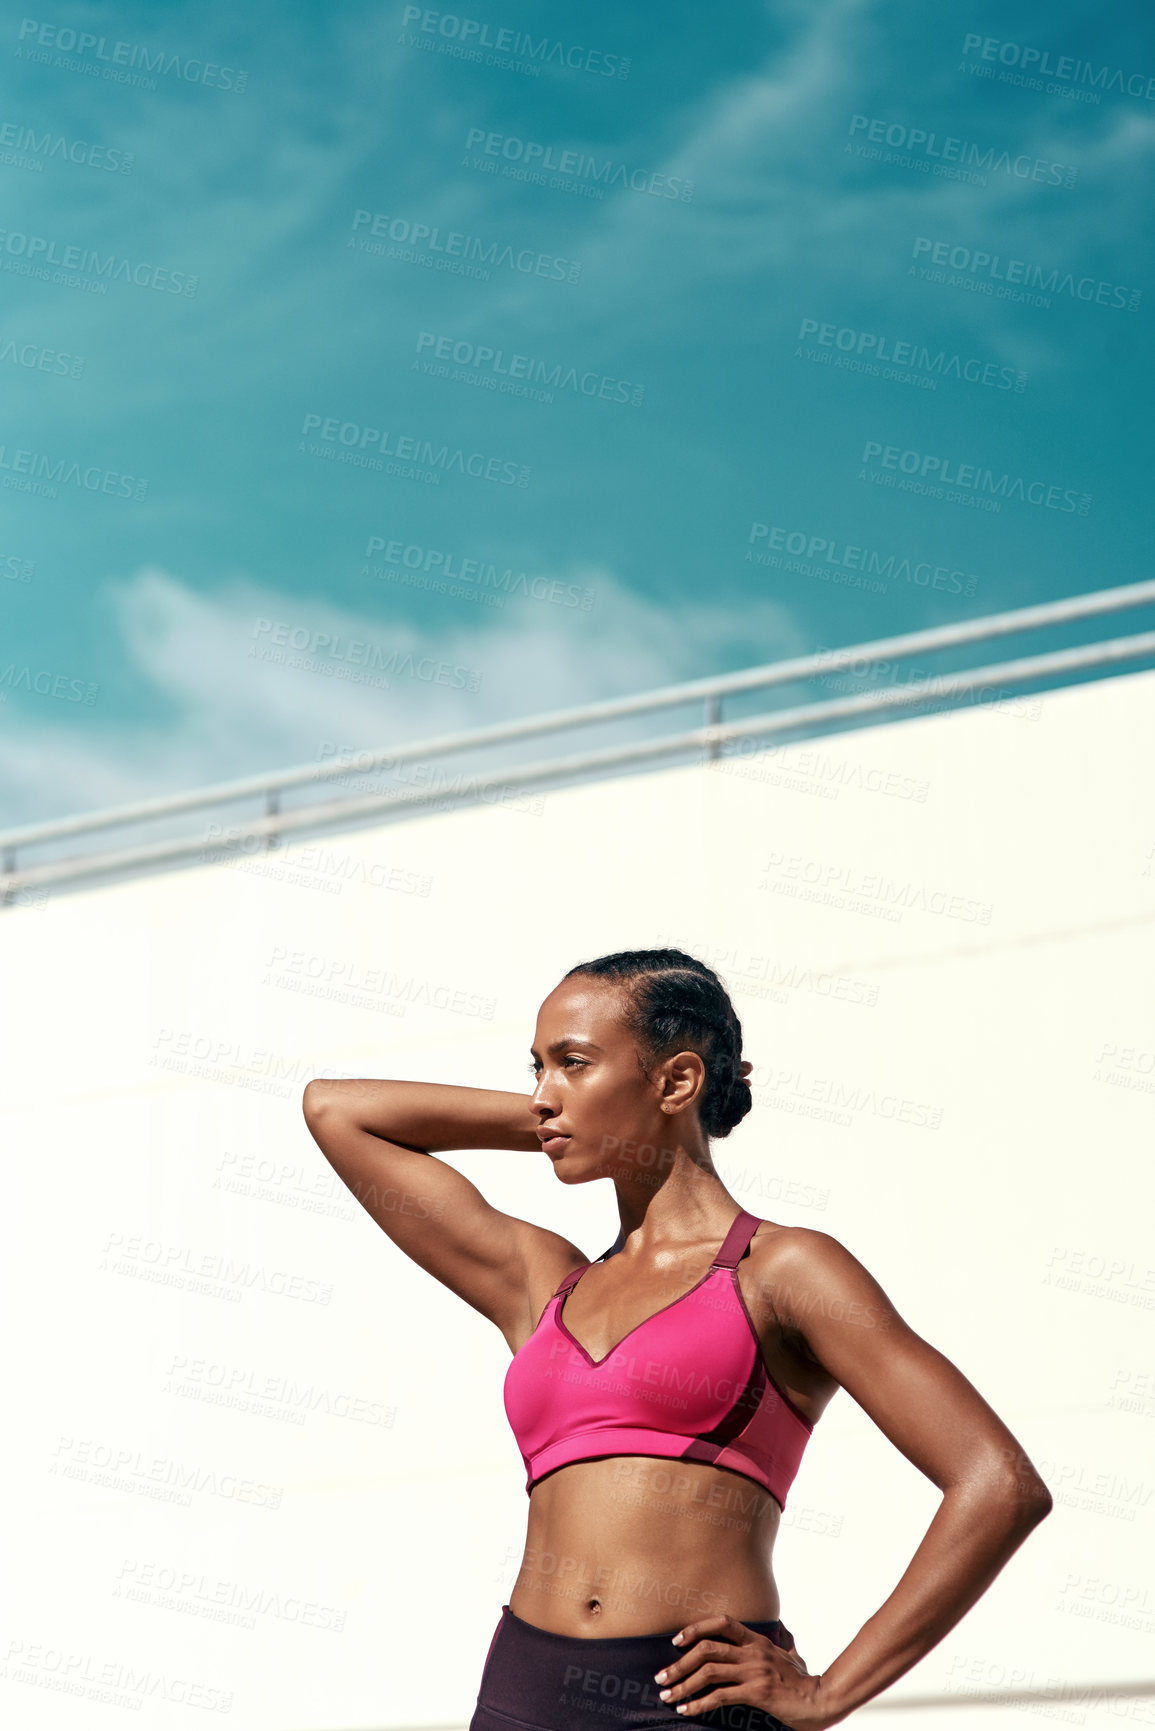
470, 1603, 796, 1731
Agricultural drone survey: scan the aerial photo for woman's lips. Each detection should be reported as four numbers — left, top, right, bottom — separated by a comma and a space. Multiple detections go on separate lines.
540, 1134, 570, 1155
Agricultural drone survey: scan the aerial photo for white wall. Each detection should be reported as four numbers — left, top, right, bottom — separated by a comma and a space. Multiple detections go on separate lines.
2, 669, 1153, 1731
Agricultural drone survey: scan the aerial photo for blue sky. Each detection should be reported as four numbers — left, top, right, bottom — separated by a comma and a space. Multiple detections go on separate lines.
2, 0, 1153, 823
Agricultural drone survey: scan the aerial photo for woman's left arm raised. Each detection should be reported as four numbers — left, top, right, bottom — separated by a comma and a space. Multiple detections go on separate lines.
666, 1228, 1052, 1728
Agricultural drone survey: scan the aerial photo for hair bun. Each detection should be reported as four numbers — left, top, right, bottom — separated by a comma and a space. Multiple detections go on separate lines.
715, 1065, 754, 1135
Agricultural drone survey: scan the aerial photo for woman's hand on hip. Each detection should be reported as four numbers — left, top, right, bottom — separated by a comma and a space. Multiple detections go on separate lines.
653, 1614, 841, 1730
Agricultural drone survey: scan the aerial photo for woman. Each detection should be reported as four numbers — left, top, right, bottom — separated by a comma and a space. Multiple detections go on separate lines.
302, 948, 1051, 1731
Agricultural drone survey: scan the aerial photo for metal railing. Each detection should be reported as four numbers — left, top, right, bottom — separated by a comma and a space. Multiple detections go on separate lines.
3, 578, 1155, 901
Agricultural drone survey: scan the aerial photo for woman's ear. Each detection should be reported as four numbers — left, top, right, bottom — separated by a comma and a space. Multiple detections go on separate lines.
663, 1048, 707, 1110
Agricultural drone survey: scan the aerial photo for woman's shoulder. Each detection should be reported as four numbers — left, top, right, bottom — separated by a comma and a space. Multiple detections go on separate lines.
745, 1220, 898, 1335
747, 1219, 856, 1267
746, 1220, 879, 1289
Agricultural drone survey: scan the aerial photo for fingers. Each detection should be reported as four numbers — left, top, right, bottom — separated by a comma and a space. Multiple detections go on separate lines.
670, 1613, 745, 1651
656, 1619, 759, 1700
655, 1636, 734, 1696
657, 1659, 741, 1713
667, 1679, 745, 1718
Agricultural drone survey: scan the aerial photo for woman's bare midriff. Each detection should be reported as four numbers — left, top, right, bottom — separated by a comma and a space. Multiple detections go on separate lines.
507, 1455, 783, 1637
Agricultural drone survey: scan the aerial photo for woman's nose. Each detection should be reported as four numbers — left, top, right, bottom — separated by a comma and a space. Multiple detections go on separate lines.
530, 1071, 556, 1110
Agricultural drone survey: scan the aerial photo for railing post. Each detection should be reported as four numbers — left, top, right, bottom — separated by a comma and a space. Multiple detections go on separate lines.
266, 791, 280, 852
705, 694, 722, 759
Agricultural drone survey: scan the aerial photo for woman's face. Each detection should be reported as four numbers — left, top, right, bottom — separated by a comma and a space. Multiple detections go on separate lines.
527, 977, 700, 1182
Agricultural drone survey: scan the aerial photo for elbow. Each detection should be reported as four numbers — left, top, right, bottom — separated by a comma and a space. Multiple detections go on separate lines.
950, 1449, 1053, 1536
302, 1078, 337, 1125
991, 1459, 1053, 1534
1020, 1477, 1054, 1529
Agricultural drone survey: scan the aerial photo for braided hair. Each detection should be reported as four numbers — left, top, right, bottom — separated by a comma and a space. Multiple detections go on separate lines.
561, 948, 752, 1139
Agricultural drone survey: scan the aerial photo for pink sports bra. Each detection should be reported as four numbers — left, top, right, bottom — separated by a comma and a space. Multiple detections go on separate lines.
503, 1210, 812, 1509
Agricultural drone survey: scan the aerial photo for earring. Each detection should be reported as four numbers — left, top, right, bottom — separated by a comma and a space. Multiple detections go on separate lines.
661, 1103, 673, 1113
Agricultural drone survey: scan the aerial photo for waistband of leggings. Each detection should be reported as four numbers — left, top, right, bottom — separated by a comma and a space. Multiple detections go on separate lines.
499, 1603, 790, 1649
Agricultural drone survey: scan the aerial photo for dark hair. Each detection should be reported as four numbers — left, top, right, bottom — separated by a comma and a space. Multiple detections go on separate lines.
561, 948, 752, 1139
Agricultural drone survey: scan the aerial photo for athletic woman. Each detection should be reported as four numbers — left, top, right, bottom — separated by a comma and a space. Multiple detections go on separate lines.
302, 949, 1051, 1731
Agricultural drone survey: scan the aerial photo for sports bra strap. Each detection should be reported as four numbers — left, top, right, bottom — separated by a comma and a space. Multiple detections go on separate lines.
711, 1209, 762, 1269
551, 1239, 618, 1299
552, 1262, 591, 1299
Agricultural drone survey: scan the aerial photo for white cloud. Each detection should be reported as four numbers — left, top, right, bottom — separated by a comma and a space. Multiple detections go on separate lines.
0, 564, 804, 827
